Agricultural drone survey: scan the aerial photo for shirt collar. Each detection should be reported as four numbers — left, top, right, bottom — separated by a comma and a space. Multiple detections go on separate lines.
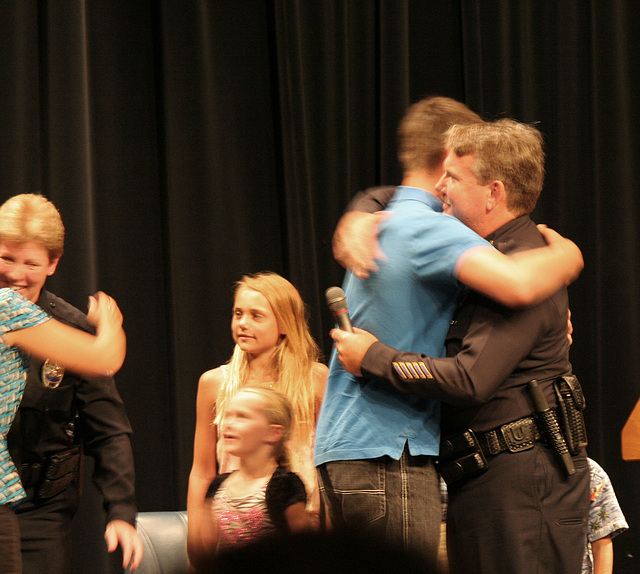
392, 185, 443, 212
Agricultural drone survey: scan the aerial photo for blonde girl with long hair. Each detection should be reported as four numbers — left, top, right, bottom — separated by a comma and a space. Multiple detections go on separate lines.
187, 272, 327, 565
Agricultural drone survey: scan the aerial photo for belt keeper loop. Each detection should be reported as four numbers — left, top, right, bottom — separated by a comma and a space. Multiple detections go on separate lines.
483, 431, 502, 455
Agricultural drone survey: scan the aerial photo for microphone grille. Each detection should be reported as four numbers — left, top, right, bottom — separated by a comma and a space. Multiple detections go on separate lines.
325, 286, 347, 312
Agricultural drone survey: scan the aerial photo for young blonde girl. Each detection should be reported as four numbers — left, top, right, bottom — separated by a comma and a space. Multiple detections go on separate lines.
187, 272, 327, 564
189, 386, 312, 570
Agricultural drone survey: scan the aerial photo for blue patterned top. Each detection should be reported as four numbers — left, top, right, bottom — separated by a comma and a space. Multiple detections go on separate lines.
0, 288, 50, 507
582, 458, 629, 574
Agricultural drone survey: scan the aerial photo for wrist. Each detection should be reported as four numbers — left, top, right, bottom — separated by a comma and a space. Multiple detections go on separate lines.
361, 341, 398, 380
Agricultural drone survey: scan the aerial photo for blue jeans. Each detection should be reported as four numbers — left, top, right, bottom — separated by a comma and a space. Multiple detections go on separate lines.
318, 446, 440, 568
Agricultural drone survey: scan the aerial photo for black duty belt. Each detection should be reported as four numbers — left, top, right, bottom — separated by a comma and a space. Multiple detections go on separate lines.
20, 462, 43, 489
438, 404, 577, 486
19, 447, 81, 499
475, 413, 548, 456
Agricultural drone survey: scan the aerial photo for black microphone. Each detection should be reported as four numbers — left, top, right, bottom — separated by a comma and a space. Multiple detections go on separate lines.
325, 286, 353, 333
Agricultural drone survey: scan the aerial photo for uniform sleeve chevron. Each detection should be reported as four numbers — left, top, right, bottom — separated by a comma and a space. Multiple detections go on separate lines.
392, 361, 433, 380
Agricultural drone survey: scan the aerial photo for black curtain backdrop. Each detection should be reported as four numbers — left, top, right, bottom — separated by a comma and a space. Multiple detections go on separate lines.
0, 2, 638, 572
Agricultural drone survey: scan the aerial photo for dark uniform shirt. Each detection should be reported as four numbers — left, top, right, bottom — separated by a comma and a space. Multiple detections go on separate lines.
7, 289, 136, 525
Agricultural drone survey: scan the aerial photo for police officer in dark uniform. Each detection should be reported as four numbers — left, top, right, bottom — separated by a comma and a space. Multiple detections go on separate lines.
330, 119, 589, 574
0, 194, 142, 573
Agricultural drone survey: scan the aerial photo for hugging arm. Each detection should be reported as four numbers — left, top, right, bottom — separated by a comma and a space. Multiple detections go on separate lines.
333, 187, 395, 277
456, 227, 583, 307
350, 297, 556, 407
5, 292, 126, 377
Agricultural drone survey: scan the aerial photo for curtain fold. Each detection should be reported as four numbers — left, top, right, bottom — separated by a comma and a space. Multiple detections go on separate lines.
271, 0, 411, 350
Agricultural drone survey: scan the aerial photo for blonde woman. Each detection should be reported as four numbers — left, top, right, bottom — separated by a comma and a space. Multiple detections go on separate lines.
187, 272, 327, 564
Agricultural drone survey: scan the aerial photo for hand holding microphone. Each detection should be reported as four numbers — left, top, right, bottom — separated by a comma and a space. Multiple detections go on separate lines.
326, 286, 378, 377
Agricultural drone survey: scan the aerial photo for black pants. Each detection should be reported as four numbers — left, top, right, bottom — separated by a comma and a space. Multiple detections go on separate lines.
446, 444, 589, 574
16, 486, 80, 574
0, 504, 21, 574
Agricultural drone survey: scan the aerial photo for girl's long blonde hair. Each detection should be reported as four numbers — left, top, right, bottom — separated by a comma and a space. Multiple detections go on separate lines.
215, 272, 320, 450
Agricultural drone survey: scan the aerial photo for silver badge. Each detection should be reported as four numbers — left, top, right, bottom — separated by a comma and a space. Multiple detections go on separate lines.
41, 359, 65, 389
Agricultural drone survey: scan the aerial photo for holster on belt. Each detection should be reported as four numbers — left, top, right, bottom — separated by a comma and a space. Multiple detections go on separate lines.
554, 375, 588, 455
21, 446, 82, 501
436, 429, 488, 486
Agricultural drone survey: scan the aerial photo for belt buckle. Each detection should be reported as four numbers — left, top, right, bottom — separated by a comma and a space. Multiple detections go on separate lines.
500, 418, 536, 452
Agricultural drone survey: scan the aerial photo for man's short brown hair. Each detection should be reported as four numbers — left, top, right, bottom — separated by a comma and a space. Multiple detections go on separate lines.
446, 119, 545, 215
398, 97, 483, 173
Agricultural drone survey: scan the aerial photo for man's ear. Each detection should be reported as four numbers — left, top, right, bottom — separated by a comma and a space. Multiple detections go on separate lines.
486, 180, 506, 210
266, 424, 285, 445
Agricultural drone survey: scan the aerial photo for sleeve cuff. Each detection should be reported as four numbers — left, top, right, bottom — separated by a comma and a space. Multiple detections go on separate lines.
106, 502, 138, 527
361, 341, 399, 382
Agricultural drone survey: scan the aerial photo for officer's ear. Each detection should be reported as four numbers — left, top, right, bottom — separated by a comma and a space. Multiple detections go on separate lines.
47, 257, 60, 277
486, 180, 506, 211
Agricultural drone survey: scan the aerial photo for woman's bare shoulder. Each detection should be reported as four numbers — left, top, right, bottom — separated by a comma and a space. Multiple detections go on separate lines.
198, 366, 226, 397
311, 362, 328, 396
